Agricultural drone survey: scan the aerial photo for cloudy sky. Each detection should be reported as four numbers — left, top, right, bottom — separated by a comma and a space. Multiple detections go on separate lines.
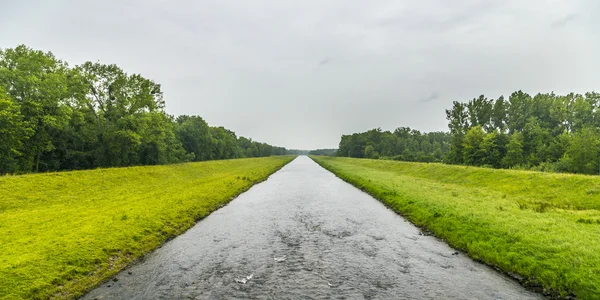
1, 0, 598, 149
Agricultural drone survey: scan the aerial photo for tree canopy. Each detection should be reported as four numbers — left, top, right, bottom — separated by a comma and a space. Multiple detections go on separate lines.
0, 45, 288, 175
444, 91, 600, 173
338, 90, 600, 175
337, 127, 451, 163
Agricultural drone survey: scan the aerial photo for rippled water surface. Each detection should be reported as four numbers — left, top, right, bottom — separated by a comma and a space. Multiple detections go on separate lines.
83, 156, 541, 300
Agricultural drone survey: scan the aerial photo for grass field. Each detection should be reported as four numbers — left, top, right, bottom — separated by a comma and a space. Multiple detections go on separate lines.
0, 156, 294, 299
311, 156, 600, 299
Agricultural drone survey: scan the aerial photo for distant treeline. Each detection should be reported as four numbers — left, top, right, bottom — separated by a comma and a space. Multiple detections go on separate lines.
308, 149, 337, 156
337, 91, 600, 174
337, 128, 451, 162
0, 45, 288, 174
286, 149, 309, 155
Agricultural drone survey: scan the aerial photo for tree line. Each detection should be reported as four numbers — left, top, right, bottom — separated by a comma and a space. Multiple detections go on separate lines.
445, 91, 600, 174
336, 91, 600, 174
337, 128, 451, 162
308, 149, 337, 156
0, 45, 288, 175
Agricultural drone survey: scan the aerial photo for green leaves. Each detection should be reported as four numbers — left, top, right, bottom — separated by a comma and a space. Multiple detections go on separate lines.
442, 90, 600, 174
0, 89, 33, 173
0, 45, 287, 175
561, 127, 600, 174
338, 127, 451, 162
502, 132, 525, 168
0, 45, 76, 171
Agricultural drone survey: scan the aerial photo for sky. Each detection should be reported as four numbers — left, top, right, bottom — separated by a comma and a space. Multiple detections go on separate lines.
1, 0, 599, 149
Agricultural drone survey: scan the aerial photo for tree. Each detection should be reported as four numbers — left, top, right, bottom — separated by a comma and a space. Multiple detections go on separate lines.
0, 44, 288, 174
502, 132, 525, 168
491, 96, 507, 132
561, 127, 600, 174
0, 89, 33, 173
0, 45, 76, 172
175, 115, 213, 161
521, 117, 553, 165
462, 126, 486, 165
467, 95, 493, 132
364, 145, 375, 158
344, 134, 366, 158
570, 93, 595, 131
506, 90, 532, 133
78, 62, 166, 167
137, 112, 191, 165
209, 127, 239, 159
479, 132, 503, 167
446, 101, 469, 164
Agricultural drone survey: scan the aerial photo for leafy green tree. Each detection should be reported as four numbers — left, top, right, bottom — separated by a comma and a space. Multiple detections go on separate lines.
521, 117, 553, 165
586, 92, 600, 127
379, 133, 395, 157
479, 132, 504, 167
570, 93, 595, 131
561, 127, 600, 174
433, 148, 444, 161
364, 145, 375, 158
271, 147, 287, 155
502, 132, 525, 168
0, 44, 287, 174
209, 127, 239, 159
138, 112, 191, 165
0, 45, 75, 171
462, 126, 486, 165
246, 144, 259, 157
175, 115, 213, 161
506, 90, 533, 133
372, 151, 380, 159
446, 101, 469, 163
78, 62, 166, 167
467, 95, 493, 132
491, 96, 507, 132
0, 89, 33, 173
341, 134, 366, 158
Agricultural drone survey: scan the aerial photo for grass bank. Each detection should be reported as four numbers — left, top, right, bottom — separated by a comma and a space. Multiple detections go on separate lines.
0, 156, 295, 299
311, 156, 600, 299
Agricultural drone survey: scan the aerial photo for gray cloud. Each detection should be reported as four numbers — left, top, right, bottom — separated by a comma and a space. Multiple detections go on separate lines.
0, 0, 598, 149
318, 57, 332, 67
420, 92, 440, 103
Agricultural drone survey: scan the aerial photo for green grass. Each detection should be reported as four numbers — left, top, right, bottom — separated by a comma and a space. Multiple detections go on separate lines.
311, 156, 600, 299
0, 156, 295, 299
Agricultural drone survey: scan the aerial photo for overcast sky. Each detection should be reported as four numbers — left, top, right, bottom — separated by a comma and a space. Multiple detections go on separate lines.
1, 0, 598, 149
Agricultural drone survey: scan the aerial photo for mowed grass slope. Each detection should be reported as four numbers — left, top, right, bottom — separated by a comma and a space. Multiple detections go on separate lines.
311, 156, 600, 299
0, 156, 295, 299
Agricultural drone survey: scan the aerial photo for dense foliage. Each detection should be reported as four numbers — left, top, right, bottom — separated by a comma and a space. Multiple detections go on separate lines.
308, 148, 337, 156
445, 92, 600, 174
337, 128, 451, 162
337, 91, 600, 174
0, 45, 287, 174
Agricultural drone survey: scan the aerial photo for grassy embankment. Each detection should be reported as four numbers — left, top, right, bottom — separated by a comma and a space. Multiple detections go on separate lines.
311, 156, 600, 299
0, 156, 295, 299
